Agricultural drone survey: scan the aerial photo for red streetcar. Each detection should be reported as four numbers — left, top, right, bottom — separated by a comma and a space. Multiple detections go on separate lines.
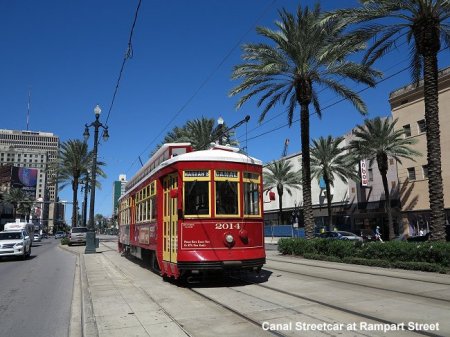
118, 143, 266, 281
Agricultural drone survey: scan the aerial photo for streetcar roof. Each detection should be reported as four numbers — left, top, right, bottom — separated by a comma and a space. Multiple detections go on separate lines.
163, 145, 262, 166
121, 144, 262, 197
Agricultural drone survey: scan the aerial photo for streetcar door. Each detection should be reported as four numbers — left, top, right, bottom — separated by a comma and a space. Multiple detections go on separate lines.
163, 174, 178, 264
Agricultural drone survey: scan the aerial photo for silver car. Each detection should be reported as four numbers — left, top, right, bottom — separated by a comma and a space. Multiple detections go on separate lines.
68, 227, 88, 246
0, 230, 32, 260
319, 231, 363, 242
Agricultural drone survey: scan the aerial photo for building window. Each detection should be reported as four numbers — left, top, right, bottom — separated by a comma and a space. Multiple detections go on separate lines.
422, 165, 428, 179
389, 158, 394, 166
391, 181, 396, 188
417, 119, 426, 133
407, 167, 416, 181
403, 124, 411, 137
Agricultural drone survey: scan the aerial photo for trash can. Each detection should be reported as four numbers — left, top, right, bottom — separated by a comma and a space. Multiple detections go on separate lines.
95, 238, 99, 248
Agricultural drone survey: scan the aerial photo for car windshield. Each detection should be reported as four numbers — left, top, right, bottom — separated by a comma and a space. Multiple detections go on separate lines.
339, 232, 355, 237
0, 232, 22, 240
56, 231, 64, 235
72, 227, 88, 233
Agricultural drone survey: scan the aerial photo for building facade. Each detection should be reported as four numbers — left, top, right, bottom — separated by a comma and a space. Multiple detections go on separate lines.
112, 174, 127, 227
263, 125, 401, 239
0, 129, 60, 232
389, 66, 450, 233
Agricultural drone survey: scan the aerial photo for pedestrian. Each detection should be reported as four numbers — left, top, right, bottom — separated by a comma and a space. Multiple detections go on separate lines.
375, 226, 383, 242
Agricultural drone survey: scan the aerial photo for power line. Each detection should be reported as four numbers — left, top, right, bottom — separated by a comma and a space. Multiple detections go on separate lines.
235, 44, 450, 145
104, 0, 142, 126
239, 64, 411, 143
124, 0, 279, 174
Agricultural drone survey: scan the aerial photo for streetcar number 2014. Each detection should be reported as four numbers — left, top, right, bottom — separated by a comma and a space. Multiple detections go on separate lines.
215, 223, 241, 230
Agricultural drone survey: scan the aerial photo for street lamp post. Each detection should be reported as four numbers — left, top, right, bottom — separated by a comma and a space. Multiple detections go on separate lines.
215, 115, 250, 146
83, 104, 109, 254
217, 116, 224, 145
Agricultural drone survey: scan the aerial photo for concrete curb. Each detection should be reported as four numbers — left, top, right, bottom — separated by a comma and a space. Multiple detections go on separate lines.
80, 253, 99, 337
60, 244, 99, 337
69, 255, 82, 337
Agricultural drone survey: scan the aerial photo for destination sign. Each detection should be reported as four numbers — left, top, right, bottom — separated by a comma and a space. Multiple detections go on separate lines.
215, 170, 238, 178
184, 170, 209, 178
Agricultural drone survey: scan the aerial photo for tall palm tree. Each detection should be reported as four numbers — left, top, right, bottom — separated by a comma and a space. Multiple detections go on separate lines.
230, 4, 380, 238
263, 160, 301, 225
51, 140, 105, 227
152, 117, 236, 154
310, 136, 358, 230
348, 117, 420, 240
325, 1, 450, 240
3, 188, 31, 220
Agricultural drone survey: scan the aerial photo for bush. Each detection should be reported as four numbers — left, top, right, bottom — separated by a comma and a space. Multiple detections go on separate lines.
276, 237, 450, 273
60, 237, 70, 245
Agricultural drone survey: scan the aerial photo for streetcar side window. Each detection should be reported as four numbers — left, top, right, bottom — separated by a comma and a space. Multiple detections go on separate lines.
184, 181, 210, 215
243, 172, 261, 216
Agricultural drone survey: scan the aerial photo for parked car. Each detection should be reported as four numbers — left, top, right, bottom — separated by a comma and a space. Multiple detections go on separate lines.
318, 231, 363, 242
33, 232, 42, 242
55, 231, 66, 239
0, 230, 32, 260
68, 227, 88, 246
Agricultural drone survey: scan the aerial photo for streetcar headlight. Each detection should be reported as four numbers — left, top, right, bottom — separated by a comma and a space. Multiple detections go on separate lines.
239, 229, 248, 244
224, 233, 234, 247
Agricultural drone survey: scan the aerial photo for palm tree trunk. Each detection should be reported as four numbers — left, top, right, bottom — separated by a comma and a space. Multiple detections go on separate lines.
423, 54, 446, 241
381, 172, 394, 240
277, 185, 284, 225
325, 177, 333, 231
72, 180, 79, 227
300, 102, 314, 238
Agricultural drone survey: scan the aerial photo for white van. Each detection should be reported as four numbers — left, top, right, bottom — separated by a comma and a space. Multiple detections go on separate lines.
4, 220, 36, 246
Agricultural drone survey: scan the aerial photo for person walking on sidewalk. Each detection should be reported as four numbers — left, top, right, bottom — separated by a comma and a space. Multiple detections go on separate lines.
375, 226, 383, 242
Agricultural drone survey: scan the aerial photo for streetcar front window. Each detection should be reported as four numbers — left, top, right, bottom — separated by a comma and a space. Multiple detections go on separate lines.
184, 181, 210, 215
216, 181, 238, 215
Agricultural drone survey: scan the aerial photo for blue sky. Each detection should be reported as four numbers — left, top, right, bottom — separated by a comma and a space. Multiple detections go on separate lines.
1, 0, 449, 223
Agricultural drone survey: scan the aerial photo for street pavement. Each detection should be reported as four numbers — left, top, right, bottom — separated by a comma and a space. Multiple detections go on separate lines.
61, 237, 450, 337
63, 237, 280, 337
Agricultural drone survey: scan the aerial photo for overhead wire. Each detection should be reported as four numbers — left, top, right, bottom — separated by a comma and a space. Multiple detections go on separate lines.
123, 0, 279, 174
104, 0, 142, 126
236, 43, 450, 145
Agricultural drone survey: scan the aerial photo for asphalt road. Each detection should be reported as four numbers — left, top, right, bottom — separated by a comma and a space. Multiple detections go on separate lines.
0, 237, 76, 337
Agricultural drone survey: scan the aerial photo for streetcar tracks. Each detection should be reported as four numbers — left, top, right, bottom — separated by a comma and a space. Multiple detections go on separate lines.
264, 265, 450, 304
189, 287, 288, 337
267, 257, 450, 286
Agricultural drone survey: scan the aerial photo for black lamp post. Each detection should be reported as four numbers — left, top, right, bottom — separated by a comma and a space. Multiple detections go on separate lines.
83, 104, 109, 254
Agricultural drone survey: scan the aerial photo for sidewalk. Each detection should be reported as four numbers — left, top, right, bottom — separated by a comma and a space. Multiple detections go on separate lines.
64, 241, 196, 337
65, 239, 281, 336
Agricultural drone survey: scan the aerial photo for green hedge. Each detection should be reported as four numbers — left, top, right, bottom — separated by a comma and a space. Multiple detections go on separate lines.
277, 238, 450, 273
60, 237, 70, 245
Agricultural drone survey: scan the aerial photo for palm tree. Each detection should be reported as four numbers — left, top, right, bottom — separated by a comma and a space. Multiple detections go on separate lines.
51, 140, 105, 227
3, 188, 31, 220
325, 1, 450, 241
230, 4, 380, 239
348, 117, 420, 240
310, 136, 358, 231
152, 117, 237, 155
263, 160, 301, 225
